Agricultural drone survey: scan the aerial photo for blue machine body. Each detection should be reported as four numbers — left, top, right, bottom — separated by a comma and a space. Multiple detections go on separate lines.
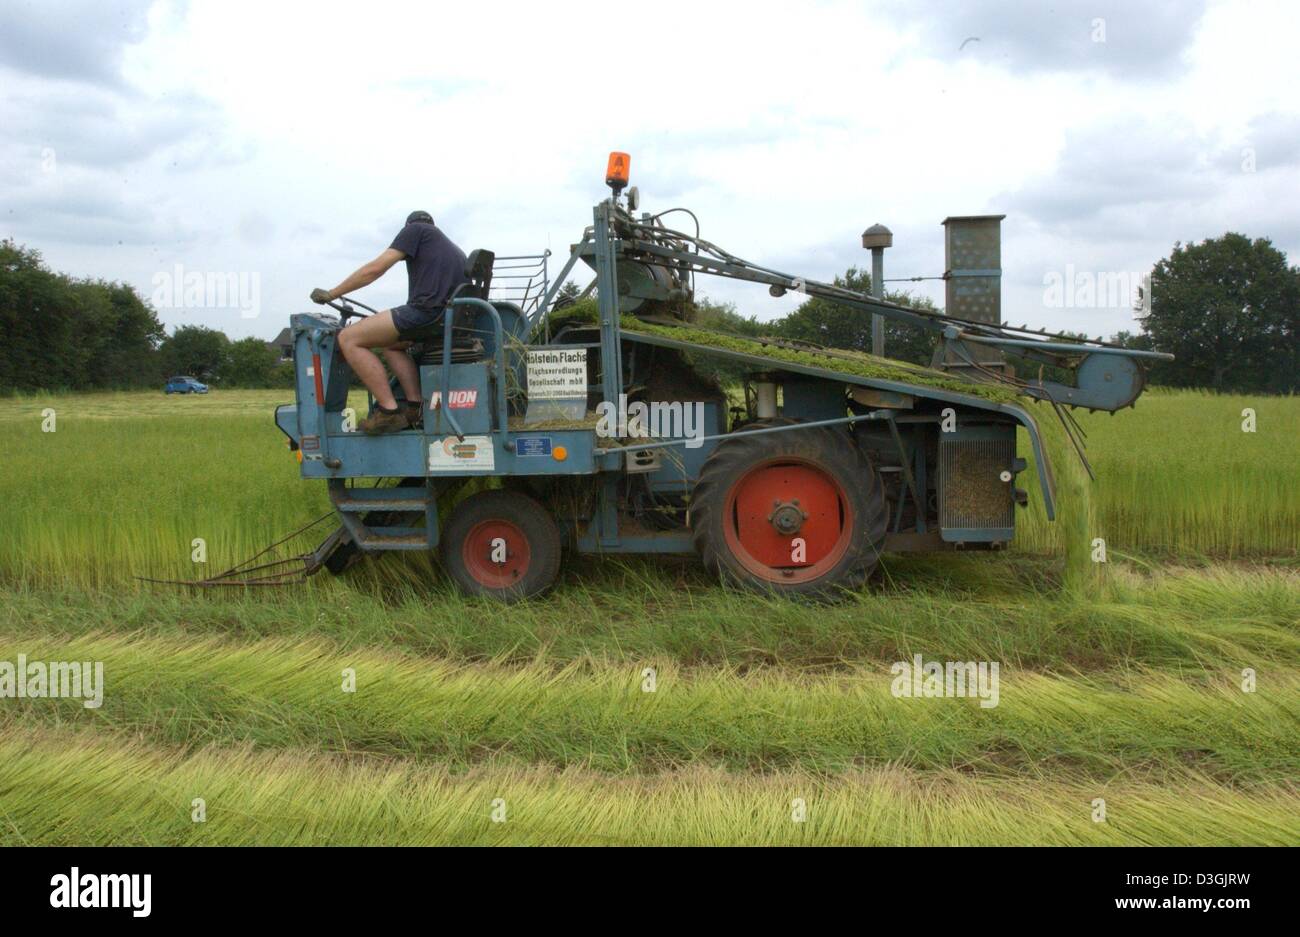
276, 192, 1168, 563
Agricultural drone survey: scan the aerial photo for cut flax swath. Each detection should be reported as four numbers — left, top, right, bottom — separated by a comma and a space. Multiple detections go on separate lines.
4, 724, 1296, 845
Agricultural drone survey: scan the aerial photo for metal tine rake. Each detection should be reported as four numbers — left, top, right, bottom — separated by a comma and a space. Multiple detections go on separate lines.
136, 513, 340, 587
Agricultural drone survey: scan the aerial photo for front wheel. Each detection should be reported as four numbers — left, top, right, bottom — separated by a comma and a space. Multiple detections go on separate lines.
690, 424, 887, 597
439, 489, 561, 601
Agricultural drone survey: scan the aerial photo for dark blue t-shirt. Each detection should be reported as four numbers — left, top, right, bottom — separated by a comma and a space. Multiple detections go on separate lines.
389, 222, 468, 310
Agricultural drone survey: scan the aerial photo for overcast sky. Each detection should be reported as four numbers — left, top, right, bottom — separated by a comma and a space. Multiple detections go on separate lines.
2, 0, 1297, 341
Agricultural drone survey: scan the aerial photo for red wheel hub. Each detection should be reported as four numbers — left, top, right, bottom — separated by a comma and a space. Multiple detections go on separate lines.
722, 458, 853, 584
462, 519, 531, 588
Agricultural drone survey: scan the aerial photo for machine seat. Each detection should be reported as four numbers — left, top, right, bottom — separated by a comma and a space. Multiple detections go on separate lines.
413, 333, 486, 366
404, 248, 496, 358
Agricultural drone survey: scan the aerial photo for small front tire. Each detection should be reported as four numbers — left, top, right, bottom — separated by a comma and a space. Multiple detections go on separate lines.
439, 490, 561, 601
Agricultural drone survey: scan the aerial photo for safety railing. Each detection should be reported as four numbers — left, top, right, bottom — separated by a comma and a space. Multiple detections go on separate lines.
489, 251, 550, 314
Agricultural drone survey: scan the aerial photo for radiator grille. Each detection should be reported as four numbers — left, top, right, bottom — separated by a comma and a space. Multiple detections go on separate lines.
938, 436, 1014, 532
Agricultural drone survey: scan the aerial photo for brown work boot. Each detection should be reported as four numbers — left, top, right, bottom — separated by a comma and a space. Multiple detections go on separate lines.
359, 405, 409, 435
403, 400, 423, 428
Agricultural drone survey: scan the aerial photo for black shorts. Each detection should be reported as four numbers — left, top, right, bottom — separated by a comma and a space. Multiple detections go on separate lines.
391, 303, 445, 339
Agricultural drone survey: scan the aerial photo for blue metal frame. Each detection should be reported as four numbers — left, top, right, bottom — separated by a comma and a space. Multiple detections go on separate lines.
438, 296, 510, 437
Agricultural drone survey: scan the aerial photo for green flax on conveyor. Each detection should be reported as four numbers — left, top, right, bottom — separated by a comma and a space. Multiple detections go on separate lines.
543, 300, 1018, 401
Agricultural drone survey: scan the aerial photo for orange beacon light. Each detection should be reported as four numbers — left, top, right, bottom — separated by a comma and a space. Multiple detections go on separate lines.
605, 151, 630, 193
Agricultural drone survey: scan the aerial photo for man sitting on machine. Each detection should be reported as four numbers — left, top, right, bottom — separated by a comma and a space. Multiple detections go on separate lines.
310, 210, 468, 434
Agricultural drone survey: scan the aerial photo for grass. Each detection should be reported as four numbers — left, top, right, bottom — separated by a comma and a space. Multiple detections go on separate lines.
3, 726, 1295, 845
0, 388, 1296, 845
2, 559, 1296, 673
0, 387, 1292, 592
0, 390, 335, 587
3, 627, 1297, 781
1017, 389, 1299, 557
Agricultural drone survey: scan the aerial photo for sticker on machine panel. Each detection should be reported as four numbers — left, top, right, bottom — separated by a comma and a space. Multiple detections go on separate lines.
428, 389, 478, 409
515, 436, 553, 457
428, 436, 495, 471
525, 349, 587, 400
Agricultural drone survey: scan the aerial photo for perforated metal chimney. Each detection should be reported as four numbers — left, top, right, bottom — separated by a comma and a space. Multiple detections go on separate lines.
942, 214, 1005, 325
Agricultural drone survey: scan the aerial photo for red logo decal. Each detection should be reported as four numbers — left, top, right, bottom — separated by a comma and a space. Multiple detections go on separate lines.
430, 390, 478, 409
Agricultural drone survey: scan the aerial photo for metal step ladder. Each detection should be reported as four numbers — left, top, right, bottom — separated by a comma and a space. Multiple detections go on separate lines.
327, 479, 435, 552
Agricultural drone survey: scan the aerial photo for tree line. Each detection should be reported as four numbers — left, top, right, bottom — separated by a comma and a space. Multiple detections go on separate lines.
2, 232, 1295, 395
0, 240, 291, 392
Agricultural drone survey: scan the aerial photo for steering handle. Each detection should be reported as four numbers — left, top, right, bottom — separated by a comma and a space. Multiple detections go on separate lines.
327, 299, 363, 322
325, 294, 380, 323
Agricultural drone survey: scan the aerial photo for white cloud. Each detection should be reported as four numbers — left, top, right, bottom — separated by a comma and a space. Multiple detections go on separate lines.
0, 0, 1296, 342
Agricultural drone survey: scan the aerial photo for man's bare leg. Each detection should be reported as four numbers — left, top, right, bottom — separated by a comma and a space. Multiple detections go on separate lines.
336, 311, 402, 410
381, 344, 421, 404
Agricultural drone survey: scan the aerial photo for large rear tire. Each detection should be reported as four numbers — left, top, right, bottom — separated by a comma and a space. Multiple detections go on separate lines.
440, 489, 562, 601
690, 424, 887, 597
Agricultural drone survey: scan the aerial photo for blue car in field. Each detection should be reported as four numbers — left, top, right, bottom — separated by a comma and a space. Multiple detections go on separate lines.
165, 375, 209, 394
